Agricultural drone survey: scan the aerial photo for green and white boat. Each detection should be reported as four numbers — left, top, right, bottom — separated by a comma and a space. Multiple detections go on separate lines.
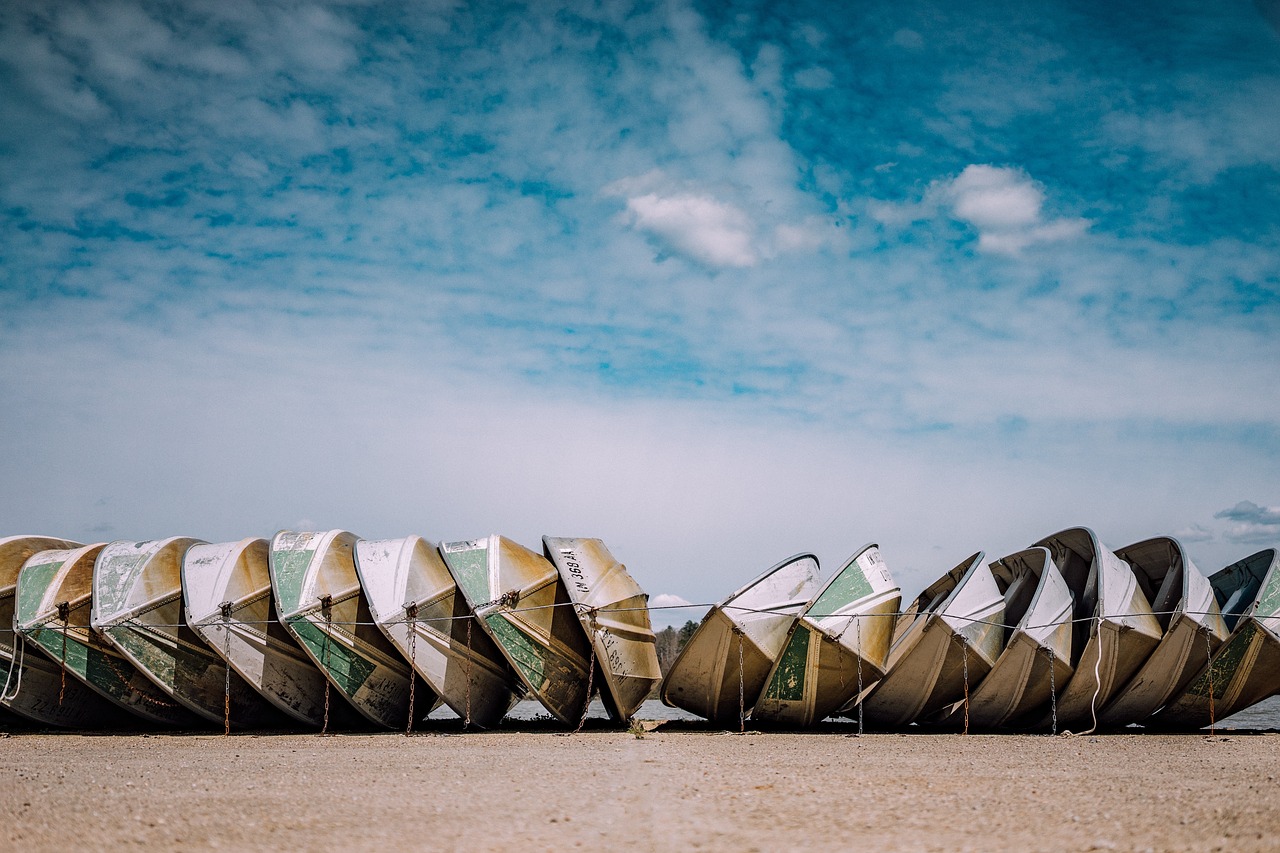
270, 530, 434, 729
754, 544, 901, 727
15, 543, 200, 726
440, 535, 593, 725
92, 538, 285, 728
661, 553, 822, 724
0, 536, 129, 728
1152, 548, 1280, 729
854, 552, 1002, 729
355, 536, 523, 729
184, 538, 354, 727
543, 536, 662, 722
1098, 536, 1228, 727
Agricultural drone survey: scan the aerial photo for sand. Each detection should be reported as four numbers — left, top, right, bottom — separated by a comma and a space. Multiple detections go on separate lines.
2, 722, 1278, 851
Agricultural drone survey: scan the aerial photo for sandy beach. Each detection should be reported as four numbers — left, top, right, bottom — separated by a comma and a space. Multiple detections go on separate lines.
3, 720, 1278, 852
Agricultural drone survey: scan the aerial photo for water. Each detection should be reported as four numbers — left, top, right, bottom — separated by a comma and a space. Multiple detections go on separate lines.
430, 696, 1280, 729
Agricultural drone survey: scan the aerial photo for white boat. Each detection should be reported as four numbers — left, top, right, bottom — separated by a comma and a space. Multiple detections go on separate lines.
1152, 548, 1280, 729
270, 530, 435, 729
354, 536, 523, 728
0, 536, 129, 728
661, 553, 821, 724
184, 538, 358, 727
543, 536, 663, 722
92, 538, 285, 727
14, 544, 200, 726
1097, 536, 1228, 727
439, 535, 593, 725
755, 544, 902, 727
934, 547, 1074, 729
1029, 527, 1163, 730
854, 552, 1001, 728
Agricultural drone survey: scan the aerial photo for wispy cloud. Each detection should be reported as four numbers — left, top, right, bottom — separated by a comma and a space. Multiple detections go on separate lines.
1215, 501, 1280, 544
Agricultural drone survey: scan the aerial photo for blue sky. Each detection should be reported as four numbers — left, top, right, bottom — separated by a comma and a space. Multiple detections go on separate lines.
2, 0, 1278, 617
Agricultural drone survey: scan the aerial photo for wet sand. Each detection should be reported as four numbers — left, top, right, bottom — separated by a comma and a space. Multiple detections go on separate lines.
2, 722, 1278, 851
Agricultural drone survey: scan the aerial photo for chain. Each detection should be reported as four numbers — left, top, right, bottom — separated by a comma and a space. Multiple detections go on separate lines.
320, 595, 332, 735
1045, 646, 1057, 736
961, 636, 970, 735
464, 616, 473, 730
405, 603, 418, 736
221, 602, 233, 737
735, 627, 745, 734
100, 651, 180, 708
1205, 628, 1216, 736
57, 601, 70, 706
855, 617, 864, 736
573, 609, 597, 734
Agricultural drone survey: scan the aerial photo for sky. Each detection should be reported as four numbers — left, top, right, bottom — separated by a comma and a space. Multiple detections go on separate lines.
2, 0, 1279, 623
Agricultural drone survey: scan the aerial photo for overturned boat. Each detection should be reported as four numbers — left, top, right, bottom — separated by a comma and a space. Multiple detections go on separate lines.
661, 553, 821, 724
853, 552, 1000, 728
1152, 548, 1280, 729
270, 530, 434, 729
354, 536, 523, 728
1027, 527, 1162, 730
440, 535, 593, 725
184, 538, 356, 727
14, 543, 200, 726
543, 536, 662, 722
755, 544, 902, 727
935, 547, 1074, 729
1097, 537, 1227, 727
92, 538, 285, 728
0, 536, 129, 728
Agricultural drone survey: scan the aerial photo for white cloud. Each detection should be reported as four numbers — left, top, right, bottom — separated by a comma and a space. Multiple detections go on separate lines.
940, 165, 1089, 255
1215, 501, 1280, 544
1172, 524, 1214, 543
622, 190, 759, 268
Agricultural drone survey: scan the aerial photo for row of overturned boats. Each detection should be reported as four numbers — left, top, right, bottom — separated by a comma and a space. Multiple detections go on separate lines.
0, 527, 1277, 733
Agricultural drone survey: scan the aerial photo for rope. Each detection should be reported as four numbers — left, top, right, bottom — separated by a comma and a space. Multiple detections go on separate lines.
405, 603, 417, 736
1082, 614, 1103, 736
1, 634, 25, 702
573, 609, 597, 734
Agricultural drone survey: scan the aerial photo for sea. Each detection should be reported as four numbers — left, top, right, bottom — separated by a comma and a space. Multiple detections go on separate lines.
436, 695, 1280, 730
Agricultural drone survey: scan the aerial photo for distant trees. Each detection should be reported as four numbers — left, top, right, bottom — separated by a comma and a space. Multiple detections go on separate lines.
655, 619, 700, 676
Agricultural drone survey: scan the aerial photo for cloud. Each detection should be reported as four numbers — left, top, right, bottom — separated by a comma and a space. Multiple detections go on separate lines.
619, 189, 759, 268
1172, 524, 1214, 543
938, 165, 1090, 255
1214, 501, 1280, 543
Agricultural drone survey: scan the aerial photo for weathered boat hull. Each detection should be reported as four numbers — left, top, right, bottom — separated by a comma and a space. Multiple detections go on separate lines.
270, 530, 433, 729
1098, 537, 1227, 727
1026, 528, 1162, 730
0, 536, 130, 728
855, 552, 1000, 728
1153, 549, 1280, 729
544, 537, 662, 722
184, 539, 354, 727
92, 538, 285, 728
661, 553, 821, 723
15, 544, 200, 726
355, 536, 522, 729
440, 535, 593, 725
938, 547, 1074, 729
756, 544, 902, 727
